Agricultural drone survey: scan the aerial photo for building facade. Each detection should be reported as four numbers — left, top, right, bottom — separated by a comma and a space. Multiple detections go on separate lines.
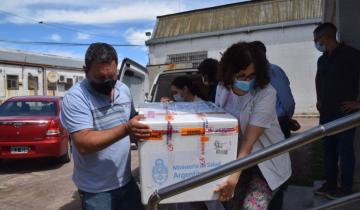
0, 49, 85, 103
146, 0, 323, 115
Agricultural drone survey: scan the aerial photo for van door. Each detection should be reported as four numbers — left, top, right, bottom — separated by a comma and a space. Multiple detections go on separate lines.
118, 58, 149, 108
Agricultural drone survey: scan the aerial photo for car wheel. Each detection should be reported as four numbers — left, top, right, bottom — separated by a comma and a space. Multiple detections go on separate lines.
59, 137, 72, 164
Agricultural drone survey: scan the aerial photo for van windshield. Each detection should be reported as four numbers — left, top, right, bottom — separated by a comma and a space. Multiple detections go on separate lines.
151, 71, 210, 102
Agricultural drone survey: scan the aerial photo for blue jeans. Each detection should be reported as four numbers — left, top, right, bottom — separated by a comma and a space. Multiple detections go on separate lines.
78, 178, 145, 210
320, 114, 356, 191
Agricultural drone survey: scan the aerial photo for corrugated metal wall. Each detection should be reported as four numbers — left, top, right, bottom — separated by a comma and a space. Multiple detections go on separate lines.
153, 0, 323, 39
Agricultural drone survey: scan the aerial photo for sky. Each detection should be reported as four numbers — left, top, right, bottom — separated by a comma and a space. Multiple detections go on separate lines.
0, 0, 245, 66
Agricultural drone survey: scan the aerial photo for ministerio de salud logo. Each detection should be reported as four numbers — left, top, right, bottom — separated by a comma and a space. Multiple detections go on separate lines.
152, 159, 168, 185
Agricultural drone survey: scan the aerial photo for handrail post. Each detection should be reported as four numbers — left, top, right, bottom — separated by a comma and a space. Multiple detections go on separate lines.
310, 191, 360, 210
148, 191, 160, 210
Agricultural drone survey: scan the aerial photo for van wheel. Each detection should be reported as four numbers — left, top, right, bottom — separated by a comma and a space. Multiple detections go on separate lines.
59, 137, 72, 164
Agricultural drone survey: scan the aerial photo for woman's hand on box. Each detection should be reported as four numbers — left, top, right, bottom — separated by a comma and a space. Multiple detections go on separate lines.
214, 171, 241, 201
127, 115, 151, 142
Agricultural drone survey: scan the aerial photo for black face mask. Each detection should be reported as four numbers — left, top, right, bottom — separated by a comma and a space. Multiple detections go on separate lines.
90, 79, 116, 95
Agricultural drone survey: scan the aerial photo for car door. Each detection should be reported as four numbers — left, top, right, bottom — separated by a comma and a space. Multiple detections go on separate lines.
118, 58, 149, 108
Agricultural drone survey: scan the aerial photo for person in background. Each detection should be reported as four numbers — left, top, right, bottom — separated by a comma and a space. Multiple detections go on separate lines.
313, 22, 360, 199
250, 41, 300, 138
214, 42, 292, 210
60, 43, 151, 210
161, 75, 203, 102
198, 58, 219, 103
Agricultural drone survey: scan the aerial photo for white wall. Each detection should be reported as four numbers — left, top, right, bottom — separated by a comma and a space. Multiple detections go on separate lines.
148, 24, 321, 114
1, 64, 46, 98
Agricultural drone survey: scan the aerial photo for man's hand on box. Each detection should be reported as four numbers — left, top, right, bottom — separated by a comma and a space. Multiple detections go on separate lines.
127, 115, 151, 142
214, 172, 241, 201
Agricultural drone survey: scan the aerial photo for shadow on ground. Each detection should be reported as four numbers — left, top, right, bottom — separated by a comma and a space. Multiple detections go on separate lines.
59, 191, 81, 210
0, 158, 65, 174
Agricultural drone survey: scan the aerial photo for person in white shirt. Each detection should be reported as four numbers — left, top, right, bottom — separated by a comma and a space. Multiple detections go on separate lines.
214, 42, 292, 210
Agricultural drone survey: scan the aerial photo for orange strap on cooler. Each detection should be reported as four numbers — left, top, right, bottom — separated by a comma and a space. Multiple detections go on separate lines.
180, 127, 205, 136
143, 131, 163, 141
200, 136, 209, 142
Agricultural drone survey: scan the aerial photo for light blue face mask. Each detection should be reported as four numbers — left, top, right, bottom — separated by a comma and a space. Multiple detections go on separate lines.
315, 42, 326, 52
233, 78, 255, 92
173, 93, 185, 102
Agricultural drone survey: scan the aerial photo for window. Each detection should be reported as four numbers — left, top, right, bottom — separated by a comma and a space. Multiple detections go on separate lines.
48, 82, 57, 90
151, 71, 210, 102
0, 101, 57, 116
167, 51, 207, 68
75, 76, 84, 83
59, 75, 65, 82
28, 76, 39, 90
65, 78, 73, 90
7, 75, 19, 90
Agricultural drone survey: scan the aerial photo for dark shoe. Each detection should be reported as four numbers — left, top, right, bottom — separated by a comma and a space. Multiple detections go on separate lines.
326, 188, 352, 200
314, 183, 336, 196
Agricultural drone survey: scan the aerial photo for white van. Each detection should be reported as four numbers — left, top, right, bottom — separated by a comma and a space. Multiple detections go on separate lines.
117, 58, 212, 106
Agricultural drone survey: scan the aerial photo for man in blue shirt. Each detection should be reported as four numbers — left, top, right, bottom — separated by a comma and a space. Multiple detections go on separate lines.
250, 41, 299, 138
60, 43, 151, 210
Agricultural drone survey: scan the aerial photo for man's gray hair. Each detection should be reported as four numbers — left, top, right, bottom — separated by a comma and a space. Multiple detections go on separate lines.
85, 42, 118, 68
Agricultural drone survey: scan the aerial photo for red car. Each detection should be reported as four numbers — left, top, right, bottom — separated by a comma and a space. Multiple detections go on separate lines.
0, 96, 71, 163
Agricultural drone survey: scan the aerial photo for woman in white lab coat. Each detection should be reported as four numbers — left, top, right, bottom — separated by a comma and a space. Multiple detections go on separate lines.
214, 42, 292, 210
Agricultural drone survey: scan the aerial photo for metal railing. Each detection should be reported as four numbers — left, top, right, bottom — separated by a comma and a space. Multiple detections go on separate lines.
310, 191, 360, 210
147, 111, 360, 210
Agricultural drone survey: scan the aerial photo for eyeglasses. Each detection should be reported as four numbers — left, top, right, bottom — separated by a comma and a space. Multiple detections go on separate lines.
234, 73, 255, 81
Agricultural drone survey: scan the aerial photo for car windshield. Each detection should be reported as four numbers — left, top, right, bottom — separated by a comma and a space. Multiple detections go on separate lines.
0, 101, 57, 116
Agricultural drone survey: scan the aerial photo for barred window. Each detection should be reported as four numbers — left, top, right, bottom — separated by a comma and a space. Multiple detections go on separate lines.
167, 51, 207, 68
48, 82, 56, 91
7, 75, 19, 90
28, 76, 39, 90
65, 78, 73, 90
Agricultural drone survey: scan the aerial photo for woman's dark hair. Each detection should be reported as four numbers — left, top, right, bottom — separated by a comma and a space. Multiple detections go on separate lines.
197, 58, 219, 83
250, 41, 266, 54
171, 76, 197, 95
218, 42, 270, 90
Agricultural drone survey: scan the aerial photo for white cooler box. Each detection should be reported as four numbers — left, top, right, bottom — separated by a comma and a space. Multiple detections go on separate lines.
138, 102, 239, 204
